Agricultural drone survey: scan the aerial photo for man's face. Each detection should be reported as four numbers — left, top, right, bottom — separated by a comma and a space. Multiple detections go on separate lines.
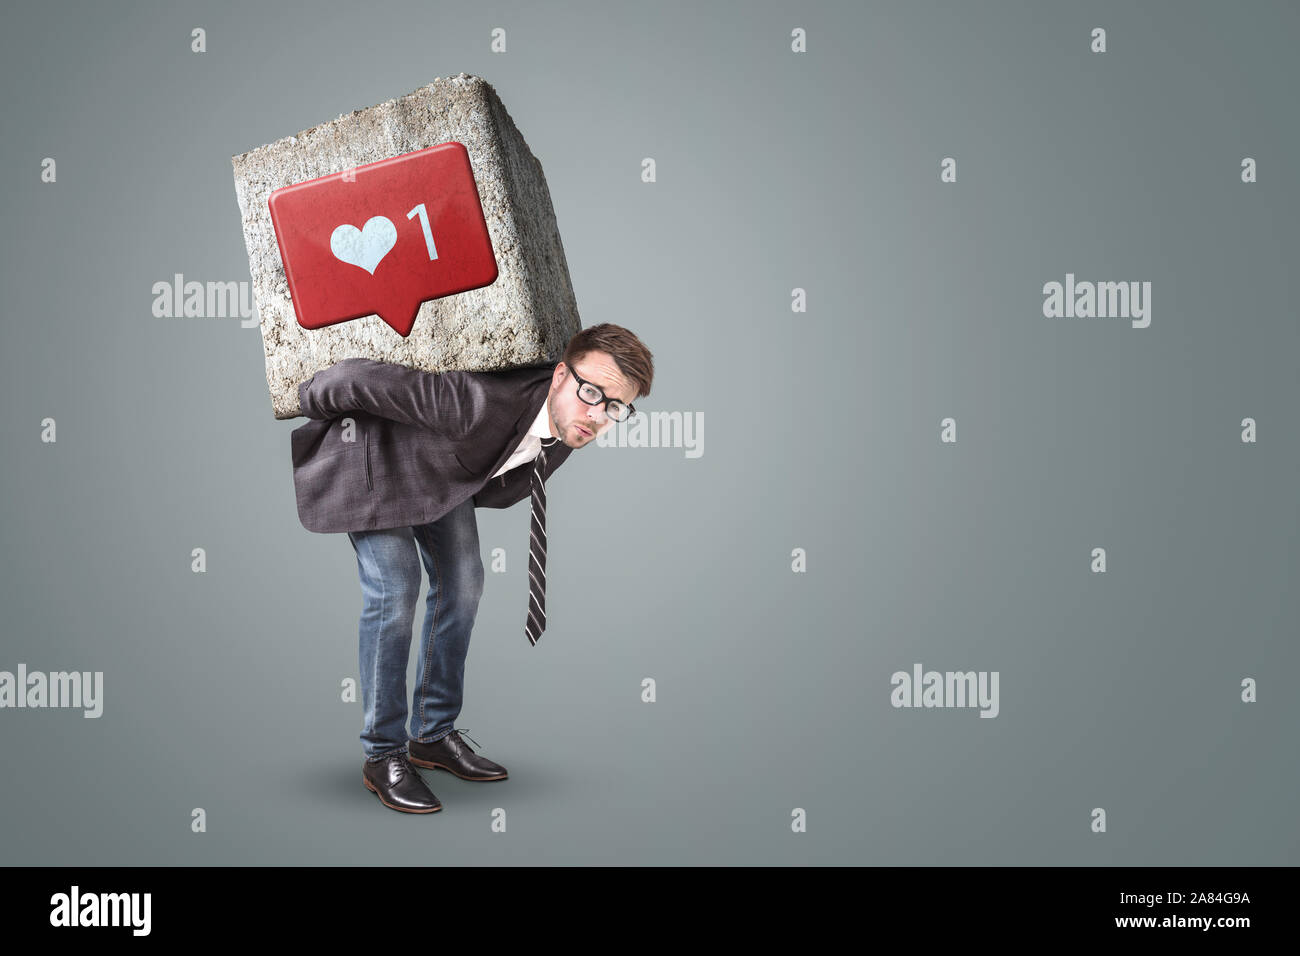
547, 350, 637, 448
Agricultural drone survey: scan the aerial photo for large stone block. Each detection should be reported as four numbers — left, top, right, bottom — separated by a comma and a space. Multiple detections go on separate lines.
231, 73, 580, 420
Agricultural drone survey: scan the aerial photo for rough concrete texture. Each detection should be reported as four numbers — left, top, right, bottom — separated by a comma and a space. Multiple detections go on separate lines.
232, 73, 581, 420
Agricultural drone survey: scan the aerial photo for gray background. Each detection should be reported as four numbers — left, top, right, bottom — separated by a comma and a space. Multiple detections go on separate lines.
1, 0, 1296, 865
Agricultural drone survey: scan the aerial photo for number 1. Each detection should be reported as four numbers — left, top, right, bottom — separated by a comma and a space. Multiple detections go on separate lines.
406, 203, 439, 260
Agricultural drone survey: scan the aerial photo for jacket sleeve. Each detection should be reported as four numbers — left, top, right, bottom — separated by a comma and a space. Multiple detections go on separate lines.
297, 358, 479, 437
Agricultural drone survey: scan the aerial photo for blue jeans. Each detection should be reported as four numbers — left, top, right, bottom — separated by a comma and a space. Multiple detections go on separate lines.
346, 496, 485, 762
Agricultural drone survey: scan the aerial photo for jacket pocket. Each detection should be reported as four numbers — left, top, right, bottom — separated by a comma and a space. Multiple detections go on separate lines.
364, 431, 373, 490
453, 452, 493, 481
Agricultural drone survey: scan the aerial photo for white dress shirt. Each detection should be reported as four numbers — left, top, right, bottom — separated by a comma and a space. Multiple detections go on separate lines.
490, 398, 556, 479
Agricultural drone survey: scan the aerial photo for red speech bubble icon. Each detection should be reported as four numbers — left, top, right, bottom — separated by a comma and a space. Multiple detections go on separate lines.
267, 142, 497, 337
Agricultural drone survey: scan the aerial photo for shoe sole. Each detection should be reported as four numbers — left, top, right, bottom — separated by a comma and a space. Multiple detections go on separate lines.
362, 775, 442, 813
406, 755, 507, 781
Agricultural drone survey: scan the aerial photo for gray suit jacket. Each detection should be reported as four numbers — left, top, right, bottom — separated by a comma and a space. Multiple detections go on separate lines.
291, 357, 573, 533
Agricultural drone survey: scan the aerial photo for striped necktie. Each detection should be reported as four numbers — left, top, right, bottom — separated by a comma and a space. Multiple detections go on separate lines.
525, 436, 561, 646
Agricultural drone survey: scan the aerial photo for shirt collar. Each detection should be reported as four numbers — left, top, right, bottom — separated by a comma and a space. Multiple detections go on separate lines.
528, 397, 557, 443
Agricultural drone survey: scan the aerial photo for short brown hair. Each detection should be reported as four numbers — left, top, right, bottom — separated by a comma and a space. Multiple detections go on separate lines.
561, 324, 654, 401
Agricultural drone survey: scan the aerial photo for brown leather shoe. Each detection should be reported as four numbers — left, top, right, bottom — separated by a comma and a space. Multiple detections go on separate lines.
408, 730, 507, 781
362, 752, 442, 813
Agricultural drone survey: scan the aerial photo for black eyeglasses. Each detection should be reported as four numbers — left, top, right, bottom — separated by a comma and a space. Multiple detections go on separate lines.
568, 367, 636, 422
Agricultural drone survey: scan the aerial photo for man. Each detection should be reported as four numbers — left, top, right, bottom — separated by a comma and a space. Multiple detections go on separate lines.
292, 323, 654, 813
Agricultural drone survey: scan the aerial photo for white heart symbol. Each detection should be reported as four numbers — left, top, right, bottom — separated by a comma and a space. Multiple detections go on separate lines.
330, 216, 397, 275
